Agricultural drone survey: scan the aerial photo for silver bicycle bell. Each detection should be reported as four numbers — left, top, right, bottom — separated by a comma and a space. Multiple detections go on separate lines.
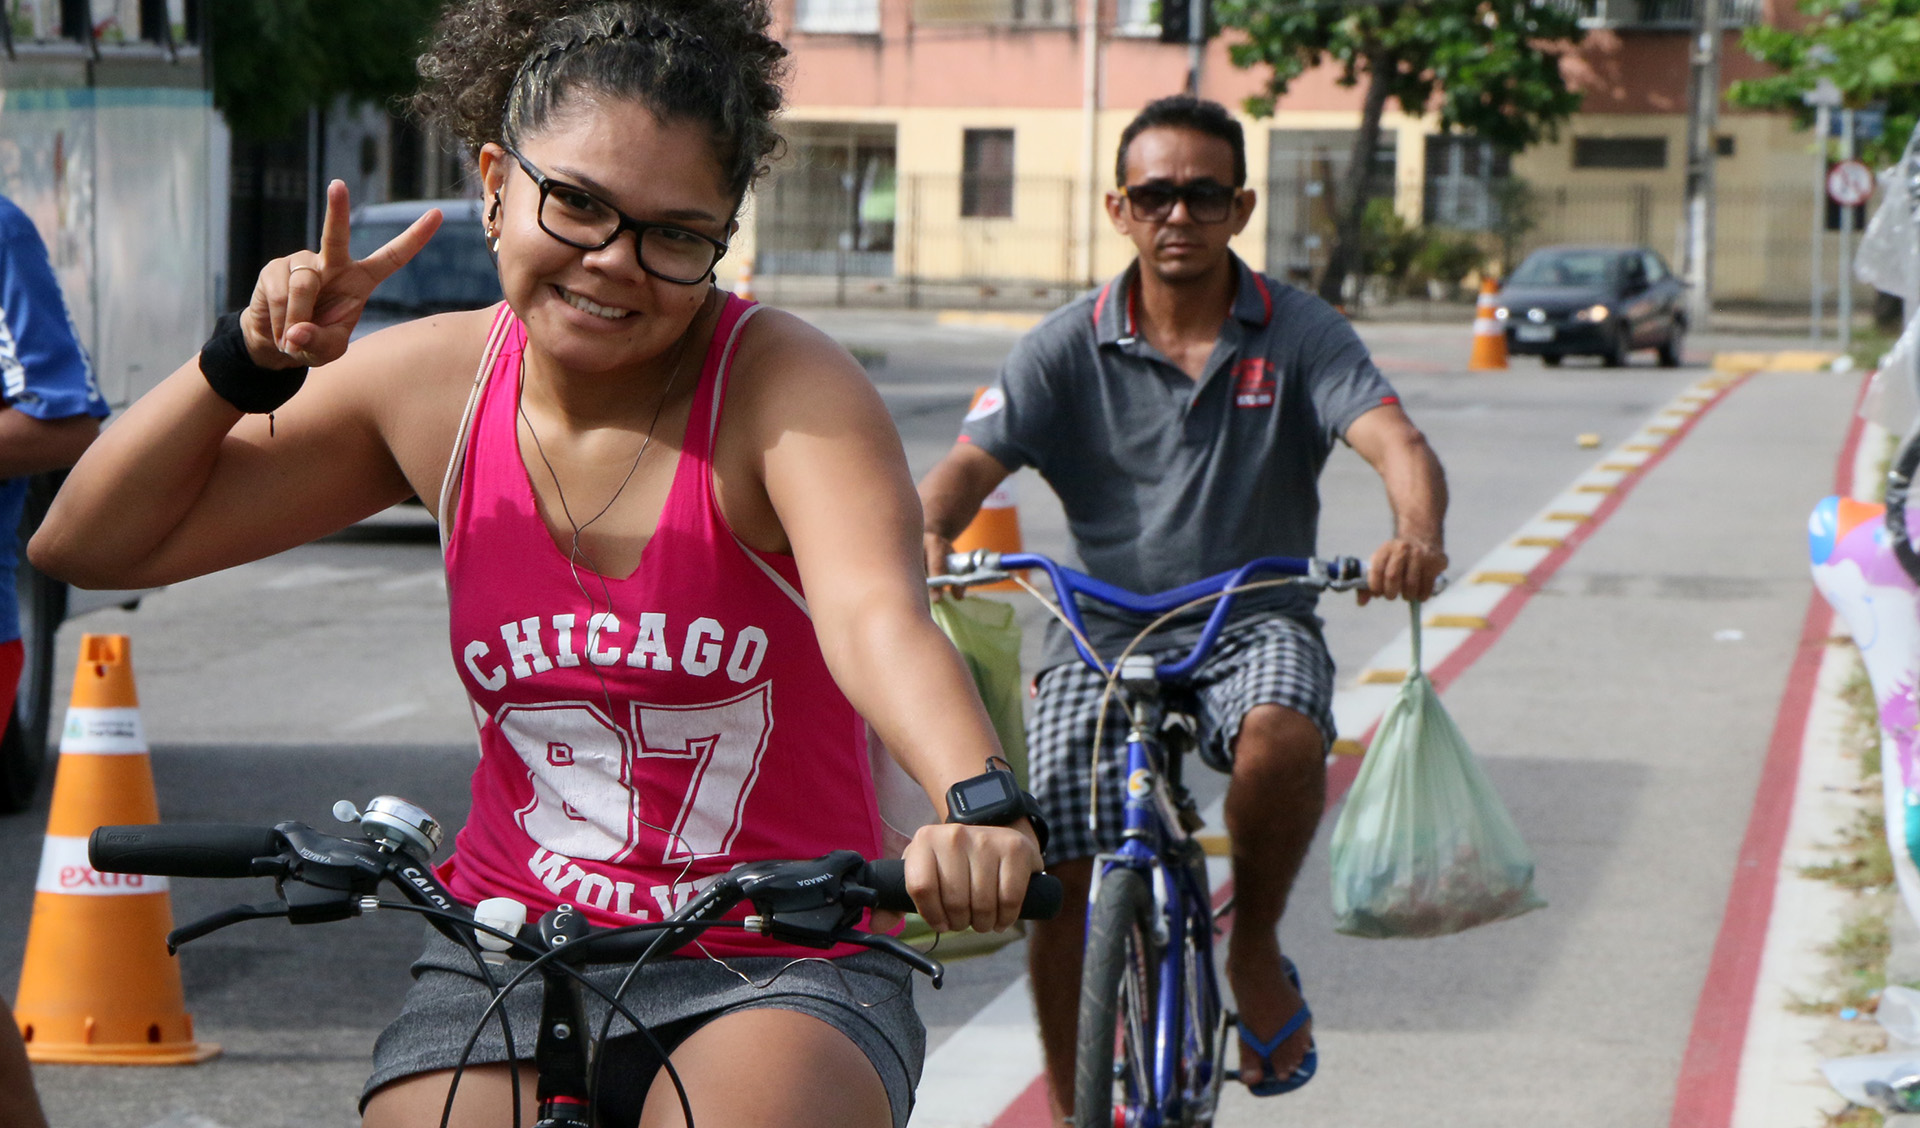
333, 795, 444, 863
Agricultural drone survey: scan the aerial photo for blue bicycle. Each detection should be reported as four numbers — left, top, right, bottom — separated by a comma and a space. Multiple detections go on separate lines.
932, 549, 1368, 1128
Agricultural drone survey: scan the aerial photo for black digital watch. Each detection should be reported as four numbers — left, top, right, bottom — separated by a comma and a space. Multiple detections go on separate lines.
945, 760, 1050, 854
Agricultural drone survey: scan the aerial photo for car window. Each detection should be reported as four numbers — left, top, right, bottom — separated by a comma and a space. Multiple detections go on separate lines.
352, 218, 504, 315
1622, 255, 1647, 287
1508, 250, 1616, 288
1641, 252, 1669, 283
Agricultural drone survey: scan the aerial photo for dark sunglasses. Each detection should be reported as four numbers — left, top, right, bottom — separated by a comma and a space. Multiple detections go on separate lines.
1119, 180, 1240, 224
505, 146, 730, 285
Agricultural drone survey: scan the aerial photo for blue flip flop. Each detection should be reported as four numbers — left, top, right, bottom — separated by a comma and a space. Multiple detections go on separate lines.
1236, 956, 1317, 1097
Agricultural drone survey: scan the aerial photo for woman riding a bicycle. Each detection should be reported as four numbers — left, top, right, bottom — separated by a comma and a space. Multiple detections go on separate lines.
29, 2, 1042, 1125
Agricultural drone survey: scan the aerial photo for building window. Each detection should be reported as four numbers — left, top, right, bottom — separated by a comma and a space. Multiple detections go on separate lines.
1572, 136, 1668, 170
914, 0, 1072, 27
1424, 135, 1510, 231
962, 129, 1015, 219
794, 0, 880, 34
1715, 134, 1735, 157
1113, 0, 1158, 35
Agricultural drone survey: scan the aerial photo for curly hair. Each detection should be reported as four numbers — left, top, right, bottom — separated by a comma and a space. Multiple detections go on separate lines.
414, 0, 789, 201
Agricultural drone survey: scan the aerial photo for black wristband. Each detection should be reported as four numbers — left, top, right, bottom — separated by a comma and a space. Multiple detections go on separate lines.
199, 312, 308, 414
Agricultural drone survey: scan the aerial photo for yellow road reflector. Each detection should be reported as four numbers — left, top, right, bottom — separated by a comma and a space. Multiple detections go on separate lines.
1646, 425, 1678, 436
1331, 739, 1366, 758
1358, 668, 1407, 685
1577, 433, 1601, 448
1625, 443, 1660, 453
1546, 511, 1591, 522
1713, 352, 1767, 373
1767, 350, 1841, 371
1470, 571, 1528, 585
1600, 462, 1640, 472
1515, 535, 1564, 547
1425, 613, 1491, 630
1576, 484, 1614, 494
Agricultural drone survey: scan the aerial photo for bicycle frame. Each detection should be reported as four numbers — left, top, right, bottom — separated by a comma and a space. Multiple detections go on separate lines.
936, 550, 1363, 1127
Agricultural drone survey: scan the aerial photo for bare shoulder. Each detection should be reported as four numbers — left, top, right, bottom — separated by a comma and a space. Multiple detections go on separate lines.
726, 306, 885, 428
328, 306, 501, 497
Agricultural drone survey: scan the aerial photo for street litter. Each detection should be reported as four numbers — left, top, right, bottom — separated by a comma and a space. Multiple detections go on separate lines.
1823, 1051, 1920, 1112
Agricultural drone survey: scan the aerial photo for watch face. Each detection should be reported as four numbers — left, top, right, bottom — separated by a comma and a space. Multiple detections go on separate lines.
956, 774, 1012, 815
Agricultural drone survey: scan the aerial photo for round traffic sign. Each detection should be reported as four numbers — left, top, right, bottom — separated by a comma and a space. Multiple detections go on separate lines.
1828, 158, 1875, 207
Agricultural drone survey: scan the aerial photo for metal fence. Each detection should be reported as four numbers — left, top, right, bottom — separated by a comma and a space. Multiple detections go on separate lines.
748, 169, 1857, 311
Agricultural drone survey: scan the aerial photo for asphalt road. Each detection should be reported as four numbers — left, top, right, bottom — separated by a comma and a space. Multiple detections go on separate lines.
0, 311, 1839, 1127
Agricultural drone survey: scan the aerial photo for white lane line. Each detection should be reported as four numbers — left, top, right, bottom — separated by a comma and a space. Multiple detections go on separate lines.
912, 371, 1747, 1128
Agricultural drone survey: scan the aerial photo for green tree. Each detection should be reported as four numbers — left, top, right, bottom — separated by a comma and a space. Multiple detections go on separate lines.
1212, 0, 1583, 306
210, 0, 444, 141
1730, 0, 1920, 168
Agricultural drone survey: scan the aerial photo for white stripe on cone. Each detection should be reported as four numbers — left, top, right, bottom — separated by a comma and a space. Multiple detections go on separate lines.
58, 706, 147, 755
34, 834, 168, 896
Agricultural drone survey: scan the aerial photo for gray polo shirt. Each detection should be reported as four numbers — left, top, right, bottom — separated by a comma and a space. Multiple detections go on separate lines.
959, 254, 1399, 670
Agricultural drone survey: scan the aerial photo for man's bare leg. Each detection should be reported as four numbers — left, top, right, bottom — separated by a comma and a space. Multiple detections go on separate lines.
1026, 856, 1093, 1122
1223, 703, 1325, 1087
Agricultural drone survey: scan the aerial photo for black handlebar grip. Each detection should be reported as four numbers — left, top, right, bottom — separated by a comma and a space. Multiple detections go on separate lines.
861, 858, 1065, 920
88, 824, 282, 878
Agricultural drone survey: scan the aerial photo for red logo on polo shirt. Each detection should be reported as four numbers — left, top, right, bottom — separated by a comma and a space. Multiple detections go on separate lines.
1233, 358, 1275, 408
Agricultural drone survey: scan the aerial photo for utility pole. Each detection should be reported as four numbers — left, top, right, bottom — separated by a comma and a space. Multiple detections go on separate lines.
1680, 0, 1722, 332
1079, 0, 1102, 286
1805, 74, 1842, 344
1186, 0, 1205, 95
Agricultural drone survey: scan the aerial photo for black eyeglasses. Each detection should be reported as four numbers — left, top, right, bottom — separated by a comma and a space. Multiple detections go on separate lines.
1119, 179, 1240, 224
505, 146, 730, 285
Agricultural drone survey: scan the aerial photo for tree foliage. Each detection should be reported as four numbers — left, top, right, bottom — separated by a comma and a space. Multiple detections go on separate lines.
211, 0, 444, 141
1730, 0, 1920, 167
1211, 0, 1584, 302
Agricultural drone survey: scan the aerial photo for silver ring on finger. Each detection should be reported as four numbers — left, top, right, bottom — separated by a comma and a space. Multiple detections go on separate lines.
288, 263, 321, 276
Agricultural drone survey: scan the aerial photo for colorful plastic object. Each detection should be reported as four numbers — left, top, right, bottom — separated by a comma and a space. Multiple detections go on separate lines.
1810, 495, 1920, 923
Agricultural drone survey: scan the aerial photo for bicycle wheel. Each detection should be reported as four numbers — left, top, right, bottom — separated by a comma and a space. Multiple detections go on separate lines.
1075, 867, 1159, 1128
1176, 866, 1227, 1124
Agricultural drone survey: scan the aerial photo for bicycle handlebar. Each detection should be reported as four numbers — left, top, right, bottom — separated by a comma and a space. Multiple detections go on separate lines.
86, 808, 1063, 975
930, 549, 1379, 679
89, 823, 285, 878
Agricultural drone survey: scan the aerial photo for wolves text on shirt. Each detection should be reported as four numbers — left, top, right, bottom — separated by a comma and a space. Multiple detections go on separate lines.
462, 611, 769, 692
526, 846, 718, 920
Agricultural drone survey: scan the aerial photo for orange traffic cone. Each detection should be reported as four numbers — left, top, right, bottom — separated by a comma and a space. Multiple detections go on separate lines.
14, 635, 218, 1064
952, 387, 1025, 593
1469, 276, 1508, 371
736, 258, 756, 303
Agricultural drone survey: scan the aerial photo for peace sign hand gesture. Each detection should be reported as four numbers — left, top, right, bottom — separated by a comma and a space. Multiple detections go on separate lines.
241, 180, 444, 371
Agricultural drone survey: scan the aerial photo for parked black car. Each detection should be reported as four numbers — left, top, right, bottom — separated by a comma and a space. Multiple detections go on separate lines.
1496, 245, 1687, 367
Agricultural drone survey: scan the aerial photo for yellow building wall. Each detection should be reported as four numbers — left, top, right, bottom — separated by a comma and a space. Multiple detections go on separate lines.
730, 103, 1832, 306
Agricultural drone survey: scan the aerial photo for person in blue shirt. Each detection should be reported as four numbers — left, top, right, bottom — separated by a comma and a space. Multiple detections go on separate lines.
0, 191, 108, 1128
0, 194, 107, 733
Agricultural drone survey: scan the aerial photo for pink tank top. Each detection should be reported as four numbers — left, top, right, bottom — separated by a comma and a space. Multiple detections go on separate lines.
439, 297, 884, 957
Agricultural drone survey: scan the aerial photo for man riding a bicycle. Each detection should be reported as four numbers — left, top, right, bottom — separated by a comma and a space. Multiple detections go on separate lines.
917, 94, 1448, 1118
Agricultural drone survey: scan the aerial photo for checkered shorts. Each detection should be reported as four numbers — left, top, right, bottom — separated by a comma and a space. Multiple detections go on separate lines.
1028, 614, 1335, 865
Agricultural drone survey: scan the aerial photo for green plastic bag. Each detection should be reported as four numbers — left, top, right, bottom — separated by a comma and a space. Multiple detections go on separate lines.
1329, 604, 1544, 938
930, 594, 1028, 784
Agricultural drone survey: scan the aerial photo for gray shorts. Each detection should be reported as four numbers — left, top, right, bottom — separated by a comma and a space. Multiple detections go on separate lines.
1029, 614, 1336, 865
363, 927, 925, 1128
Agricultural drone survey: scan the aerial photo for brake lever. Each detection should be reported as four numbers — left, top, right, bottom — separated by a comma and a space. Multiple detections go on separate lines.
167, 900, 291, 954
840, 931, 944, 988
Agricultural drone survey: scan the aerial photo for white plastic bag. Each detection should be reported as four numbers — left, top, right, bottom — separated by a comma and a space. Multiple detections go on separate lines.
1329, 606, 1545, 938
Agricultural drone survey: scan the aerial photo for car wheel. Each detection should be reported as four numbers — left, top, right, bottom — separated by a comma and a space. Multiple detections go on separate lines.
0, 472, 68, 815
1542, 354, 1563, 368
1657, 319, 1686, 368
1602, 327, 1631, 368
